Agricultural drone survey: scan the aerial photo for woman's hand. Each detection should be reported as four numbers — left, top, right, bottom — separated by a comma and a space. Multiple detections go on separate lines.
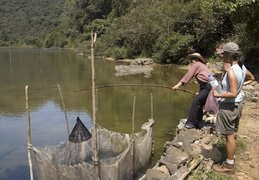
172, 82, 182, 90
212, 89, 218, 97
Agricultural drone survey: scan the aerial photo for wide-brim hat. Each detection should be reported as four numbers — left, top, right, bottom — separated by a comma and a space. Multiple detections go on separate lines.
186, 53, 207, 64
217, 42, 239, 54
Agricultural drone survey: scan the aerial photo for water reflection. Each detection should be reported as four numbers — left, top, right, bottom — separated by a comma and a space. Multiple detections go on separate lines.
0, 49, 197, 179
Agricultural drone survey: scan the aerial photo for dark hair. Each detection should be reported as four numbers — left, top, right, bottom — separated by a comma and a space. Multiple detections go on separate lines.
224, 51, 244, 68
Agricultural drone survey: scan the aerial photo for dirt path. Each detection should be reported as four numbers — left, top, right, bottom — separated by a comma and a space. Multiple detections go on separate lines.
235, 101, 259, 180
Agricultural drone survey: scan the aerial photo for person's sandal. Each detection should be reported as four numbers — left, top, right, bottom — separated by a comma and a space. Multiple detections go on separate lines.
185, 124, 195, 129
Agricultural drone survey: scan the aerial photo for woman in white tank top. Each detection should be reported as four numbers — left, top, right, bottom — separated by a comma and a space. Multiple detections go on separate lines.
213, 42, 255, 173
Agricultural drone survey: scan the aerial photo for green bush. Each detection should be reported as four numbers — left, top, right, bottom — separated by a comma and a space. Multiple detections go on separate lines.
0, 40, 10, 47
152, 32, 194, 64
105, 46, 127, 59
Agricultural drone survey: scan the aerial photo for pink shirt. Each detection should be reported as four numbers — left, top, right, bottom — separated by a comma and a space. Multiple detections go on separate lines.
180, 61, 212, 86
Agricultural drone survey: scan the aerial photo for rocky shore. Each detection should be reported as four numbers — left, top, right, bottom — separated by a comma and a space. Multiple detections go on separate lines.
139, 62, 259, 179
108, 57, 259, 179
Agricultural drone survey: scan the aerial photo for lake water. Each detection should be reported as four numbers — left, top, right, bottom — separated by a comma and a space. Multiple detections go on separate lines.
0, 49, 197, 179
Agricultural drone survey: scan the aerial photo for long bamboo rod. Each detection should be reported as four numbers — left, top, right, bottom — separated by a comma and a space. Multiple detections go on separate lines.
73, 84, 196, 96
26, 86, 34, 180
131, 96, 136, 180
90, 31, 99, 180
57, 84, 70, 138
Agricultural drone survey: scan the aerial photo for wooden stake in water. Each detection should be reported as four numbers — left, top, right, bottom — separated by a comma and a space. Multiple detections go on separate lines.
57, 84, 70, 138
131, 96, 136, 180
90, 31, 99, 180
150, 93, 153, 120
25, 86, 34, 180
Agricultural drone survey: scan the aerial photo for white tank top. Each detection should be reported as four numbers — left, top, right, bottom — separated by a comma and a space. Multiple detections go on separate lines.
221, 64, 246, 103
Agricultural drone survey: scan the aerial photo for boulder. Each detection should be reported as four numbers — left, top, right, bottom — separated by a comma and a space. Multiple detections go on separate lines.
145, 168, 170, 180
130, 58, 154, 65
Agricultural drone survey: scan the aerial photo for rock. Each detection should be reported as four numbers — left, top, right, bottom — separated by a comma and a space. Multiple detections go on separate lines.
115, 65, 153, 78
163, 146, 189, 164
143, 120, 222, 179
145, 168, 170, 180
177, 119, 187, 130
251, 97, 259, 102
130, 58, 154, 65
175, 129, 203, 153
154, 165, 171, 176
200, 144, 222, 163
243, 85, 254, 90
253, 92, 259, 97
207, 62, 224, 73
204, 115, 217, 124
171, 166, 188, 180
159, 158, 178, 174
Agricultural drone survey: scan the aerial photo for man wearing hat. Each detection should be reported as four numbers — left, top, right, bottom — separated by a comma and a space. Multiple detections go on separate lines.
173, 53, 213, 129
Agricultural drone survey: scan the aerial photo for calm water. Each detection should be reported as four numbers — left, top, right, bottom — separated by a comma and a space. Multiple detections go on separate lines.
0, 49, 197, 180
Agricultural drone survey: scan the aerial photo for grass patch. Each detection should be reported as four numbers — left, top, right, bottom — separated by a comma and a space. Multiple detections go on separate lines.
205, 170, 232, 180
235, 135, 246, 154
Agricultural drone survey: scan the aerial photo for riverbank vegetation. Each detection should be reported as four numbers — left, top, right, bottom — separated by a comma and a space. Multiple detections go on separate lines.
1, 0, 258, 64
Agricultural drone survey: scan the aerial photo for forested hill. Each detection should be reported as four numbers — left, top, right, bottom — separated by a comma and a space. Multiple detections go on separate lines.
0, 0, 64, 46
0, 0, 259, 65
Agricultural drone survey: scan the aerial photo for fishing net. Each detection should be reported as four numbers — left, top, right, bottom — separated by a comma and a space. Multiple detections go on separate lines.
69, 117, 92, 143
32, 119, 154, 180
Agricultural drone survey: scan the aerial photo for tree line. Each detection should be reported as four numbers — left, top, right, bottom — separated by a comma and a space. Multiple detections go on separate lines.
1, 0, 258, 64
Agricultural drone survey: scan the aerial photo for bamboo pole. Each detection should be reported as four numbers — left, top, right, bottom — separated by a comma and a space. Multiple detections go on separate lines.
90, 31, 99, 180
150, 93, 153, 120
57, 84, 73, 165
73, 84, 196, 96
150, 93, 155, 161
26, 86, 34, 180
131, 96, 136, 180
57, 84, 70, 138
178, 156, 203, 180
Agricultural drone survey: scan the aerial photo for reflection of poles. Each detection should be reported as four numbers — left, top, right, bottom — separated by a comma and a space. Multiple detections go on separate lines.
9, 50, 13, 77
131, 96, 136, 180
26, 86, 34, 180
57, 84, 70, 139
90, 31, 99, 180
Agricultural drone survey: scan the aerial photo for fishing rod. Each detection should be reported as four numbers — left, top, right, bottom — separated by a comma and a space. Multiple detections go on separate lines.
73, 84, 196, 95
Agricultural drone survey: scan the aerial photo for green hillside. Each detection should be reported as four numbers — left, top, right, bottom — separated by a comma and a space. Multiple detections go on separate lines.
0, 0, 259, 65
0, 0, 64, 46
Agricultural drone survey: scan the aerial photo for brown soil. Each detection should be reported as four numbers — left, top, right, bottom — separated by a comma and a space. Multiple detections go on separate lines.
234, 101, 259, 180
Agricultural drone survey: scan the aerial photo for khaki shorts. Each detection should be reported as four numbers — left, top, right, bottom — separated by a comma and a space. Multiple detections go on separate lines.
215, 102, 243, 135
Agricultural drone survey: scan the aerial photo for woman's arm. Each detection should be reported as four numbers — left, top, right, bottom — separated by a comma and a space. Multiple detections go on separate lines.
243, 69, 255, 85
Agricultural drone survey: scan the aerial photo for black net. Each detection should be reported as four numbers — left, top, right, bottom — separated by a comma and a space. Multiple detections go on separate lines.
69, 117, 92, 143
